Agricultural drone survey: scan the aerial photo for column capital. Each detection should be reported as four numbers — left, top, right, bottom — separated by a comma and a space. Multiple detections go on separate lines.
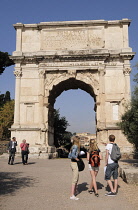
38, 69, 45, 78
14, 70, 22, 77
98, 65, 106, 76
123, 65, 131, 75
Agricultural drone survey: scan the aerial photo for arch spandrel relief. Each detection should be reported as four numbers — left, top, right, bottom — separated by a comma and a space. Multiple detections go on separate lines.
45, 71, 99, 96
10, 19, 135, 156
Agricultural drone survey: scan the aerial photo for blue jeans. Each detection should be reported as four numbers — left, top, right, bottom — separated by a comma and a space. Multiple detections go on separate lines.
105, 162, 119, 180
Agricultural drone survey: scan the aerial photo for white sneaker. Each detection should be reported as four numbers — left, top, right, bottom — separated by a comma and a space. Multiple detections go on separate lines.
105, 192, 116, 196
70, 195, 79, 200
105, 192, 111, 196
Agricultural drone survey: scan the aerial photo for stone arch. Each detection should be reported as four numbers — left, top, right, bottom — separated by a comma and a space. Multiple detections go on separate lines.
10, 19, 135, 156
47, 71, 99, 95
46, 75, 97, 147
46, 71, 99, 104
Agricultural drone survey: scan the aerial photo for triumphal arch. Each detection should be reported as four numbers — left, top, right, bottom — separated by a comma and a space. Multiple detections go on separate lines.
10, 19, 135, 157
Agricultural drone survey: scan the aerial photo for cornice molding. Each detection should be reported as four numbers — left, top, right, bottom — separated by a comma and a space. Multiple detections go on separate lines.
10, 52, 135, 64
13, 19, 132, 30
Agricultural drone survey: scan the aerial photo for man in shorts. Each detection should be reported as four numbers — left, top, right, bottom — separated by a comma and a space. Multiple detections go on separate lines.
105, 135, 119, 196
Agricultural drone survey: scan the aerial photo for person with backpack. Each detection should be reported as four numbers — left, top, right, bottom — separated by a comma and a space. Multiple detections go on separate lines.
105, 134, 121, 196
87, 139, 102, 197
68, 136, 81, 200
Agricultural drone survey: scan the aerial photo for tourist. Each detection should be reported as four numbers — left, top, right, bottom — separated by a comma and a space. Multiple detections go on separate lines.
7, 137, 17, 165
87, 139, 102, 197
20, 139, 29, 165
105, 135, 119, 196
68, 136, 81, 200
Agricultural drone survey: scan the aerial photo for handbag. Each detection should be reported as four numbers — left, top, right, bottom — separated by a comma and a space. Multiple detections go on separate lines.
77, 158, 85, 172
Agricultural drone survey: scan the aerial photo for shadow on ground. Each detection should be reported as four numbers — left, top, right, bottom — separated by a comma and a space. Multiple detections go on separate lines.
14, 162, 36, 165
97, 181, 104, 190
77, 181, 104, 194
0, 172, 36, 196
120, 159, 138, 163
120, 159, 138, 167
77, 182, 89, 194
105, 182, 120, 193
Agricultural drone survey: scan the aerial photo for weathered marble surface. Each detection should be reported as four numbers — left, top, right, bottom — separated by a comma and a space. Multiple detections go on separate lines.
10, 19, 135, 155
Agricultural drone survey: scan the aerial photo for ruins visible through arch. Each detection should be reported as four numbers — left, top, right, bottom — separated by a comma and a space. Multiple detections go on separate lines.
10, 19, 135, 156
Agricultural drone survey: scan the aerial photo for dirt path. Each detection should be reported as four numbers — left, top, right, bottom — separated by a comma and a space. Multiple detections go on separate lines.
0, 158, 138, 210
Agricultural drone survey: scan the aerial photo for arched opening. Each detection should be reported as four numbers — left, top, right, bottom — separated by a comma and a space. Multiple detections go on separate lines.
55, 89, 96, 133
48, 78, 96, 106
48, 78, 97, 147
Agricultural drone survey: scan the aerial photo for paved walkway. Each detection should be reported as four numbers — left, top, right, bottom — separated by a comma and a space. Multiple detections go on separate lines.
0, 157, 138, 210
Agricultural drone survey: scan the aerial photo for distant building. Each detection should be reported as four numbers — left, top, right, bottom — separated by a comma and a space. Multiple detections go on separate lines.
76, 132, 96, 148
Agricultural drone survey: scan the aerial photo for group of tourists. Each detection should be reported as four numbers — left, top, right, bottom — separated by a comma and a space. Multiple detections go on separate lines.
69, 134, 120, 200
7, 134, 120, 200
7, 137, 29, 165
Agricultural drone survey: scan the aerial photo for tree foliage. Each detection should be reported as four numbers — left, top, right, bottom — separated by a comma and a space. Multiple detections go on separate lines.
0, 91, 11, 107
54, 109, 72, 147
0, 51, 14, 75
0, 100, 14, 140
118, 67, 138, 150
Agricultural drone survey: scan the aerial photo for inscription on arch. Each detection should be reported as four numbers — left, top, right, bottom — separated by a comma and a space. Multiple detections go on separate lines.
41, 27, 104, 50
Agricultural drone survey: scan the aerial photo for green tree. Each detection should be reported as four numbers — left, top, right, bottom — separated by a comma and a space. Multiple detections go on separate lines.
54, 109, 71, 147
0, 100, 14, 140
61, 131, 72, 146
62, 131, 73, 151
0, 91, 11, 107
0, 93, 5, 107
0, 51, 14, 75
4, 91, 11, 103
118, 67, 138, 150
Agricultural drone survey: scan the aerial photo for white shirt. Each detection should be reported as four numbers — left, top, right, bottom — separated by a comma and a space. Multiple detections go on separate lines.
106, 143, 114, 164
12, 141, 15, 148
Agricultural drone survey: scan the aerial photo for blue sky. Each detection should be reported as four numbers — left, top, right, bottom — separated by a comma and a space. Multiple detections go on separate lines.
0, 0, 138, 134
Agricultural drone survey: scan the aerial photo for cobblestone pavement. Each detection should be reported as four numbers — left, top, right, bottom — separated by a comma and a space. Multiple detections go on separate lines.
0, 157, 138, 210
